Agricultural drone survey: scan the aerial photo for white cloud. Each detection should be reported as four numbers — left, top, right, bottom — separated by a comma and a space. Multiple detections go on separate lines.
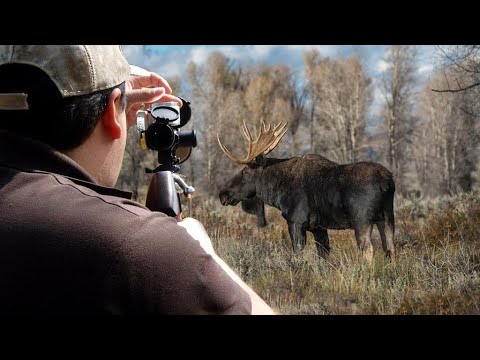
287, 45, 313, 50
374, 86, 384, 101
190, 46, 214, 65
122, 45, 185, 78
156, 61, 184, 78
248, 45, 278, 59
187, 45, 253, 65
192, 45, 277, 63
216, 45, 250, 61
286, 45, 336, 56
376, 60, 391, 73
418, 64, 433, 74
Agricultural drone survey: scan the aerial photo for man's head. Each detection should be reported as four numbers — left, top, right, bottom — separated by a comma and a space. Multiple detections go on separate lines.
0, 45, 135, 186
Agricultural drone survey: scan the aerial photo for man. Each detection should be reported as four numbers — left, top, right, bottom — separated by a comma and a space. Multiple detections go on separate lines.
0, 45, 275, 315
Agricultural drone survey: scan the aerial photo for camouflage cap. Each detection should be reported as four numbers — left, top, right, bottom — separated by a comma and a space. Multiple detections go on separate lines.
0, 45, 146, 110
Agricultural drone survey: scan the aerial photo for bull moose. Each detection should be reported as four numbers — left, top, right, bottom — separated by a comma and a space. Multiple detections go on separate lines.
218, 122, 395, 262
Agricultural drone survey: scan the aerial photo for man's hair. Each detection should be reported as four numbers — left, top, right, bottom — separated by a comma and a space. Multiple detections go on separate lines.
0, 63, 126, 150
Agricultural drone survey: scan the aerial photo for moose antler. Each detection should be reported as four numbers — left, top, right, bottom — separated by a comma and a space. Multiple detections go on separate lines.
217, 121, 288, 164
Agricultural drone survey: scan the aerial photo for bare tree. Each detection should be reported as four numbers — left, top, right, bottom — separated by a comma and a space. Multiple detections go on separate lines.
434, 46, 480, 94
304, 50, 373, 163
415, 73, 457, 195
186, 52, 243, 196
379, 45, 417, 193
242, 64, 306, 157
288, 73, 308, 155
426, 47, 480, 192
414, 68, 480, 195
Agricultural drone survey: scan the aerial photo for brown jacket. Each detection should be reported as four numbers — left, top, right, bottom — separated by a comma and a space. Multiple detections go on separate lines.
0, 131, 251, 315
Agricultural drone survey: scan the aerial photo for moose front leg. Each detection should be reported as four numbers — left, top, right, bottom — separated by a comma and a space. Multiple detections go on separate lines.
287, 221, 306, 254
312, 228, 330, 259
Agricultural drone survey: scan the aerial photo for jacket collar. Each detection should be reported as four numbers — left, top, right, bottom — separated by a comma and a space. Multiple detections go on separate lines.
0, 130, 133, 200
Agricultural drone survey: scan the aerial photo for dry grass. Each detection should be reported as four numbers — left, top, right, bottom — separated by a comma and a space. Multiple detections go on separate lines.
188, 192, 480, 314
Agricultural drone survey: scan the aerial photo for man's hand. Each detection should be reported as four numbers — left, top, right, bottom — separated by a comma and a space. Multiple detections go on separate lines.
125, 69, 183, 128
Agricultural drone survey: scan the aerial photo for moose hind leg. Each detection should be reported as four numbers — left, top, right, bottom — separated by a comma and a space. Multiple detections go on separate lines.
354, 224, 374, 263
287, 221, 307, 254
384, 219, 395, 258
376, 221, 394, 259
312, 228, 330, 259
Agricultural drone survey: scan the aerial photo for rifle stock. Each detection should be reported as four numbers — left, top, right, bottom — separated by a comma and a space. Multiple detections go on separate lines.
145, 171, 181, 217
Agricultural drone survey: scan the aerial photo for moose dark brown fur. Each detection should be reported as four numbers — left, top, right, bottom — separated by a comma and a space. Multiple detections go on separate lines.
218, 122, 395, 262
240, 197, 267, 228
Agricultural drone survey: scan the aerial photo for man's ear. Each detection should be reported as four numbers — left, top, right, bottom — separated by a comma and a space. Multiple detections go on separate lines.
101, 88, 123, 140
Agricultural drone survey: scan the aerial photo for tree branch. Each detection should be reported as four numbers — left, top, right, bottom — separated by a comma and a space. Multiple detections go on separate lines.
437, 46, 478, 74
432, 81, 480, 93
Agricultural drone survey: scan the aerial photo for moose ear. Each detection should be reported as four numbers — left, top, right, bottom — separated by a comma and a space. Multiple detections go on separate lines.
249, 154, 266, 169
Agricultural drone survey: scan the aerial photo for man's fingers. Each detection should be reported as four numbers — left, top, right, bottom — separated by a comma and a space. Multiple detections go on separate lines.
127, 87, 166, 105
127, 88, 183, 108
127, 88, 183, 107
152, 94, 183, 107
128, 73, 172, 94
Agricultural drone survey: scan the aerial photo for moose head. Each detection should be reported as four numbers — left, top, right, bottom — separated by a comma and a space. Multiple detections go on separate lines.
218, 121, 288, 207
